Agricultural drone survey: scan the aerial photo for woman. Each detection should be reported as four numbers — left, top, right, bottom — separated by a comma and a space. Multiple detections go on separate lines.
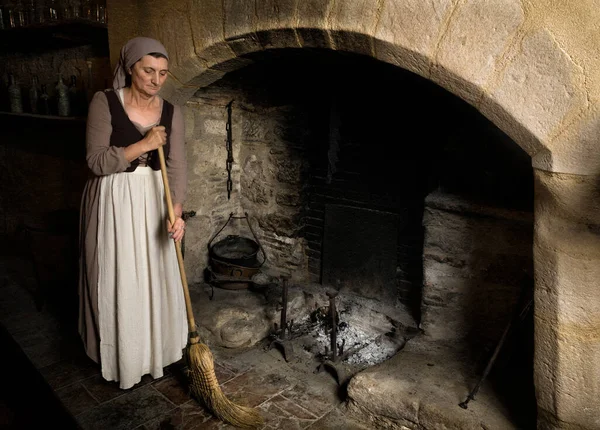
78, 37, 188, 389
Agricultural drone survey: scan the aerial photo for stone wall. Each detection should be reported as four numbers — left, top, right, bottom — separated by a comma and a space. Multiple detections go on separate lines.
238, 106, 311, 281
181, 71, 313, 284
181, 48, 534, 316
421, 191, 534, 350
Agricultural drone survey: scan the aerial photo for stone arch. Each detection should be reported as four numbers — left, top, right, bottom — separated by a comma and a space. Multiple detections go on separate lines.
152, 0, 589, 175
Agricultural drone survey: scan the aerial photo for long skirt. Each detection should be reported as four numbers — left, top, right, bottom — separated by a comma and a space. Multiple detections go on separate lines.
79, 166, 187, 389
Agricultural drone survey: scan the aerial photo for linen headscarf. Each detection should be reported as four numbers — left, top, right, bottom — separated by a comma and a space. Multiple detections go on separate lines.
112, 37, 169, 90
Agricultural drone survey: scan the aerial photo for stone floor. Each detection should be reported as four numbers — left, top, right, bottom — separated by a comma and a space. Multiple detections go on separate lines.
0, 251, 373, 430
0, 245, 536, 430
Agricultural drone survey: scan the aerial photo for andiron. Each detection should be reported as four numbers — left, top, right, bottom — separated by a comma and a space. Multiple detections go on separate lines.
268, 277, 295, 362
316, 290, 358, 386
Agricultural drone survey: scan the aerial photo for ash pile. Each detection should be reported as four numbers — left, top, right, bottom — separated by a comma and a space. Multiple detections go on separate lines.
263, 279, 420, 381
306, 296, 413, 370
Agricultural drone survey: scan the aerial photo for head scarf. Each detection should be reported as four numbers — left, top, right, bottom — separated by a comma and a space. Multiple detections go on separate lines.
112, 37, 169, 90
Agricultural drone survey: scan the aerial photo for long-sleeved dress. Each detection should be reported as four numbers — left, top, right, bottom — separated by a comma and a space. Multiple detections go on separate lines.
78, 89, 188, 389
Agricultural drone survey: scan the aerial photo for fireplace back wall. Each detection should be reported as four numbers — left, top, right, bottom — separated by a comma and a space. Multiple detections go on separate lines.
183, 49, 533, 351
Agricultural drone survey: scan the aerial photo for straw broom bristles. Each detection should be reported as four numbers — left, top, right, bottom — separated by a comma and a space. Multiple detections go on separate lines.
186, 340, 264, 428
157, 146, 263, 428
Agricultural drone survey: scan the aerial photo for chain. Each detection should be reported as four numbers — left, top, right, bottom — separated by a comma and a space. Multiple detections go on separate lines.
225, 100, 234, 200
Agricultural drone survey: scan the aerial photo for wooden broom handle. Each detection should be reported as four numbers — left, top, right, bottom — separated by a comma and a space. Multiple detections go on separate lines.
157, 146, 198, 336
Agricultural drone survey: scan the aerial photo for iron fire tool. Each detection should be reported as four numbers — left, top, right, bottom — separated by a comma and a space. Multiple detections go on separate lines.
225, 100, 234, 200
459, 291, 533, 410
316, 291, 362, 385
268, 277, 295, 361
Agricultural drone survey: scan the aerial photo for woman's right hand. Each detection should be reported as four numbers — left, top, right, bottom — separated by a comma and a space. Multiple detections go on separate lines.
143, 126, 167, 152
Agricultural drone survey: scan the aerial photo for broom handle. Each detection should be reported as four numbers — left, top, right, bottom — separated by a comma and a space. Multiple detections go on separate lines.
157, 146, 198, 337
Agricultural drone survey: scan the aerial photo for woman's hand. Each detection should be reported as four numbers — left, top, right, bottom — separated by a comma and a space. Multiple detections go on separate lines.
168, 216, 185, 242
143, 126, 167, 152
124, 126, 167, 162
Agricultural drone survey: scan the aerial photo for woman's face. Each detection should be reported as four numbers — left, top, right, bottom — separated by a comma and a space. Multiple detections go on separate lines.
129, 55, 169, 97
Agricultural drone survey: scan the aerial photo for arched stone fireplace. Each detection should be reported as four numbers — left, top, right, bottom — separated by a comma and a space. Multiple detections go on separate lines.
107, 1, 600, 428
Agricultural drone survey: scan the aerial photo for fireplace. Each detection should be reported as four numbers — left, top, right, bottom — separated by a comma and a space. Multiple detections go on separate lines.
108, 2, 600, 428
180, 48, 536, 427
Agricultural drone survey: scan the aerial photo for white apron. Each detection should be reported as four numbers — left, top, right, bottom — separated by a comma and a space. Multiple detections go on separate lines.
97, 166, 187, 389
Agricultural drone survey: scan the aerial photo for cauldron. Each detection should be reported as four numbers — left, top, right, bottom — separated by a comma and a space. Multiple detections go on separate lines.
209, 235, 260, 267
207, 213, 266, 287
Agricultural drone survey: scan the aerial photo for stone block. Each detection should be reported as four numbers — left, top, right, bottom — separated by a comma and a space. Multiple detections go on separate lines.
481, 29, 587, 158
255, 0, 302, 49
534, 269, 600, 428
242, 114, 271, 142
107, 0, 140, 68
256, 29, 302, 50
373, 0, 458, 78
254, 0, 298, 29
242, 178, 272, 206
183, 68, 225, 90
222, 0, 262, 56
543, 106, 600, 175
148, 6, 204, 85
258, 213, 300, 238
223, 0, 255, 37
347, 340, 515, 429
295, 0, 334, 48
421, 192, 533, 344
534, 171, 600, 254
188, 0, 238, 68
275, 158, 303, 185
276, 191, 301, 207
329, 31, 374, 58
532, 169, 600, 428
296, 28, 332, 49
327, 0, 381, 56
431, 0, 525, 106
159, 78, 199, 106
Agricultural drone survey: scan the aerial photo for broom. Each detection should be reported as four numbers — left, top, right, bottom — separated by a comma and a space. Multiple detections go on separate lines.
157, 146, 264, 429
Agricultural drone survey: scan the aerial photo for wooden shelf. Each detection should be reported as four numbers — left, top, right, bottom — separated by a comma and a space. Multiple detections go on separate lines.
0, 19, 108, 54
0, 111, 86, 122
0, 109, 87, 160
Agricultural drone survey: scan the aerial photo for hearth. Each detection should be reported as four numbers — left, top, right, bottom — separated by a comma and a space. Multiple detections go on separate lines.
185, 48, 535, 427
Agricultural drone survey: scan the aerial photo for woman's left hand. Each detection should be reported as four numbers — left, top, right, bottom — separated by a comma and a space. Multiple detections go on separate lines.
168, 216, 185, 242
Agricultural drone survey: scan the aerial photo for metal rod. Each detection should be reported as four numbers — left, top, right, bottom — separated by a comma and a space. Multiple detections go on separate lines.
459, 298, 533, 409
327, 291, 337, 362
459, 320, 511, 409
280, 277, 288, 338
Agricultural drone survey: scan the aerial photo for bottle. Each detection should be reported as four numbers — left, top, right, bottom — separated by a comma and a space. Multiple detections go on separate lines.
0, 4, 5, 30
91, 0, 104, 23
85, 59, 94, 101
29, 75, 39, 114
98, 1, 105, 23
40, 84, 50, 115
34, 0, 45, 23
80, 0, 90, 19
68, 74, 79, 115
5, 0, 17, 28
70, 0, 81, 18
0, 73, 9, 111
25, 0, 36, 25
47, 0, 58, 21
8, 74, 23, 113
59, 0, 71, 20
14, 0, 26, 26
56, 74, 70, 116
